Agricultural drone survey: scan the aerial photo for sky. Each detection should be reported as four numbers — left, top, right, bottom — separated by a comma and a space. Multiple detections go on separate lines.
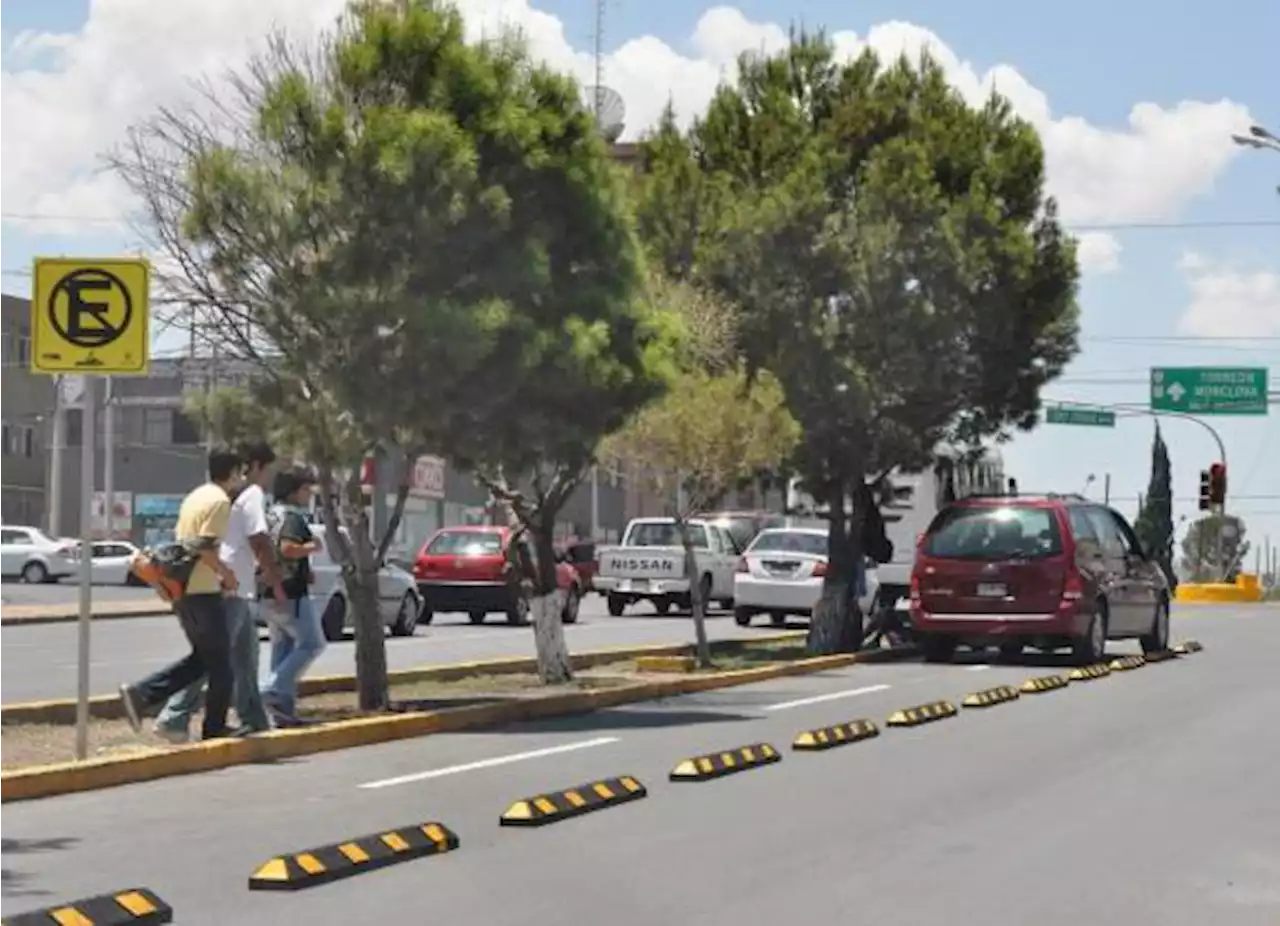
3, 0, 1279, 564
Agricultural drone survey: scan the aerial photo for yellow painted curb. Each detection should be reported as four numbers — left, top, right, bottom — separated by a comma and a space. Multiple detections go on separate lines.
1175, 582, 1263, 603
0, 644, 914, 803
1, 632, 807, 725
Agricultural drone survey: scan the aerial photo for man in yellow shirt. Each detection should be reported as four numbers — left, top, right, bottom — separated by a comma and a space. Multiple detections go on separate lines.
120, 447, 244, 741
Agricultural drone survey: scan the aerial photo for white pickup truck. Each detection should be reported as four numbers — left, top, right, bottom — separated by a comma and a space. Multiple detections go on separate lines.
595, 517, 740, 616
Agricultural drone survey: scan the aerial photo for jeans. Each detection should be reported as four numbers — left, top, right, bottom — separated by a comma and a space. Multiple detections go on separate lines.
131, 594, 234, 740
261, 596, 325, 716
156, 597, 269, 734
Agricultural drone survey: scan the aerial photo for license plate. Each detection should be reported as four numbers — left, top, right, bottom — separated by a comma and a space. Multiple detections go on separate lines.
976, 583, 1007, 598
627, 579, 650, 591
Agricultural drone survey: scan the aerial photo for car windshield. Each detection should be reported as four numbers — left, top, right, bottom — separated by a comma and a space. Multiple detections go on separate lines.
627, 522, 708, 548
426, 531, 503, 556
923, 506, 1063, 560
748, 530, 828, 556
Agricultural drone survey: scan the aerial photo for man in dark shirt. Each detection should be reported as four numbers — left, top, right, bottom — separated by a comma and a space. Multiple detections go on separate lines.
260, 467, 326, 726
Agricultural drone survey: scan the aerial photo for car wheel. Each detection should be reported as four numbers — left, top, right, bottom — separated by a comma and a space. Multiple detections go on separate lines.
468, 610, 487, 625
1140, 597, 1170, 654
921, 636, 957, 663
21, 561, 49, 584
506, 593, 530, 627
607, 593, 626, 617
1071, 601, 1107, 666
561, 586, 581, 624
654, 597, 673, 616
770, 611, 787, 627
390, 593, 419, 637
322, 594, 347, 642
733, 606, 753, 627
418, 602, 434, 626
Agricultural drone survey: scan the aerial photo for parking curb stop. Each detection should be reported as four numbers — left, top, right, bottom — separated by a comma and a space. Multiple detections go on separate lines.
499, 776, 647, 827
1143, 649, 1181, 664
1020, 674, 1070, 694
885, 701, 957, 727
961, 685, 1021, 708
670, 743, 781, 781
2, 887, 172, 925
1068, 663, 1112, 681
1109, 655, 1146, 671
1173, 640, 1204, 654
247, 822, 459, 891
792, 720, 879, 751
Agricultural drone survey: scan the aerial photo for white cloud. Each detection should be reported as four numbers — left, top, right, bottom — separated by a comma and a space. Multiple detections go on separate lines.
1178, 252, 1280, 338
0, 0, 1259, 274
1075, 232, 1123, 275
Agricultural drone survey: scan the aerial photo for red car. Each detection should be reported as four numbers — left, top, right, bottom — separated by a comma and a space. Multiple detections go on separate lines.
910, 494, 1170, 665
413, 526, 583, 625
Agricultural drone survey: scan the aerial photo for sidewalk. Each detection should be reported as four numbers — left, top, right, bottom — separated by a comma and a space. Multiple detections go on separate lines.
0, 599, 171, 626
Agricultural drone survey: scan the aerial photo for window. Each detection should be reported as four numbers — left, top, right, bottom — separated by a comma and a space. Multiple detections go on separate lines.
626, 521, 708, 549
1, 529, 32, 545
1, 424, 10, 455
66, 409, 83, 446
424, 530, 503, 556
1084, 508, 1126, 558
171, 412, 201, 446
923, 506, 1064, 560
142, 408, 173, 445
22, 426, 33, 458
1067, 507, 1099, 544
748, 530, 828, 556
16, 334, 30, 365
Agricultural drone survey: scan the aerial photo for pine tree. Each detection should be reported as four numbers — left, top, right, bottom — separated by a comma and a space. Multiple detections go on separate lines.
1134, 424, 1176, 588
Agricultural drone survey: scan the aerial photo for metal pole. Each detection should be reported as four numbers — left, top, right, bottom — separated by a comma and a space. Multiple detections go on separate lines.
590, 465, 600, 540
1103, 473, 1111, 506
75, 376, 98, 761
48, 375, 66, 536
103, 377, 115, 538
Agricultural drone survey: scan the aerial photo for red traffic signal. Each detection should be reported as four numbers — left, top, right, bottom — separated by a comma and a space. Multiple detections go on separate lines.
1208, 462, 1227, 507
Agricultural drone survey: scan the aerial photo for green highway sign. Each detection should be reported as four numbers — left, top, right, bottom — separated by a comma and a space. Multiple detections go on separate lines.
1150, 367, 1270, 416
1045, 405, 1116, 427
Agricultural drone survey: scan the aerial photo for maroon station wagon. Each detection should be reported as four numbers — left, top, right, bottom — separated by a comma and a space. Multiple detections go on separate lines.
910, 494, 1170, 665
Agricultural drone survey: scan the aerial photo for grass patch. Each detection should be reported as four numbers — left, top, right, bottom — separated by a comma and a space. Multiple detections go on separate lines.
707, 641, 809, 671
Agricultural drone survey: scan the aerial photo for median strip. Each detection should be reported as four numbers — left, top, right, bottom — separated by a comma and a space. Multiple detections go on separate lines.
248, 822, 459, 891
500, 776, 647, 827
3, 887, 172, 925
670, 743, 782, 781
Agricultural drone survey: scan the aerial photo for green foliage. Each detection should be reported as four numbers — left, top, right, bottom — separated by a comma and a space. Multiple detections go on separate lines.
1133, 424, 1176, 587
633, 32, 1081, 652
1181, 514, 1249, 582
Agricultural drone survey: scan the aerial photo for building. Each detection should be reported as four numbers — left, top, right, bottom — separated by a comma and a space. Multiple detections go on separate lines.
1, 295, 56, 527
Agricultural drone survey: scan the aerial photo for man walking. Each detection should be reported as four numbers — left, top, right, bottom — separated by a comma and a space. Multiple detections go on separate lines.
119, 446, 243, 741
153, 441, 287, 742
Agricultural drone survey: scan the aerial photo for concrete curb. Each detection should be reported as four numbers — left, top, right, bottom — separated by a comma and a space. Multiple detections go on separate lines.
0, 645, 917, 803
0, 604, 172, 626
0, 632, 807, 724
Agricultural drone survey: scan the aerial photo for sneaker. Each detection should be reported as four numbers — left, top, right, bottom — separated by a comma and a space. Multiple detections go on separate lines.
152, 723, 190, 745
119, 685, 144, 733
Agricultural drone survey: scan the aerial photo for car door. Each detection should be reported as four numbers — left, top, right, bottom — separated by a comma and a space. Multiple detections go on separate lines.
1083, 507, 1140, 634
1107, 509, 1161, 630
0, 529, 30, 575
707, 526, 736, 597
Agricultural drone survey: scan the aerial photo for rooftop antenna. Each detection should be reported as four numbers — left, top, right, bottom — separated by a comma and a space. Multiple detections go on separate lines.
585, 0, 626, 142
593, 0, 605, 119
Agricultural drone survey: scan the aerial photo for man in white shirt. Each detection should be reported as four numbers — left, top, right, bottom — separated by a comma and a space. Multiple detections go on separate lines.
154, 441, 287, 741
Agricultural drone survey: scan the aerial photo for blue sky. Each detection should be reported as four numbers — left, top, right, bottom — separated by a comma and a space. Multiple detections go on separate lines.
3, 0, 1278, 563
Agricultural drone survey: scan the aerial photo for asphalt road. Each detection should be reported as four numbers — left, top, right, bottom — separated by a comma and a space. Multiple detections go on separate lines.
4, 605, 1276, 926
0, 596, 769, 703
0, 581, 153, 607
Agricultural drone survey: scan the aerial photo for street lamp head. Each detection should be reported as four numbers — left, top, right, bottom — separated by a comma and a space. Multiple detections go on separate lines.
1249, 123, 1278, 142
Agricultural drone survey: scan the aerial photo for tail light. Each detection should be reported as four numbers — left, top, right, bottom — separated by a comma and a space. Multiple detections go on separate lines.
736, 557, 749, 573
1061, 568, 1085, 602
915, 533, 925, 549
812, 560, 827, 578
909, 572, 921, 605
412, 560, 426, 578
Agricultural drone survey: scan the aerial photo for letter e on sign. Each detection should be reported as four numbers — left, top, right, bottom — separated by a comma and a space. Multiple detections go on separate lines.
30, 257, 151, 375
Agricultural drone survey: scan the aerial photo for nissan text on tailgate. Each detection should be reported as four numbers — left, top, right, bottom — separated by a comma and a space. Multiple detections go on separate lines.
595, 517, 739, 616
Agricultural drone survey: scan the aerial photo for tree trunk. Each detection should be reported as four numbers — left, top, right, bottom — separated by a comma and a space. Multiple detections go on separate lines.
529, 521, 573, 685
806, 484, 864, 656
676, 517, 712, 668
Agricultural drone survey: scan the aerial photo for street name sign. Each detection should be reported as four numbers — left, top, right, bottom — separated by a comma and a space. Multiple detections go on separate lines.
1045, 405, 1116, 427
1149, 367, 1268, 416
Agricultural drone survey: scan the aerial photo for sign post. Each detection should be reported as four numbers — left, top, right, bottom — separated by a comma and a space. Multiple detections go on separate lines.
1149, 367, 1270, 416
31, 257, 150, 761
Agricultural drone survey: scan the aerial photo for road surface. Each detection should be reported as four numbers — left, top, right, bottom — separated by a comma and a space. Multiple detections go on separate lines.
1, 596, 768, 703
0, 581, 154, 607
3, 605, 1276, 926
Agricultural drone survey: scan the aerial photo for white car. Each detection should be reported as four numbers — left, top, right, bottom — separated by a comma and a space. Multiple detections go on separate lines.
85, 540, 146, 585
733, 527, 880, 627
595, 517, 739, 616
0, 525, 78, 584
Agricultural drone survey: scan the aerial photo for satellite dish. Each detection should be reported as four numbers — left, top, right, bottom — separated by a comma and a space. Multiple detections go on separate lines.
584, 85, 626, 143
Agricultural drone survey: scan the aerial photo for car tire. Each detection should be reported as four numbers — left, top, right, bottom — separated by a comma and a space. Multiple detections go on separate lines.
21, 561, 48, 585
733, 606, 753, 627
321, 594, 347, 642
468, 610, 487, 625
770, 611, 787, 627
607, 593, 626, 617
561, 586, 581, 624
921, 636, 957, 663
654, 597, 673, 616
418, 604, 434, 626
1140, 597, 1170, 655
390, 593, 419, 637
1071, 601, 1108, 666
506, 594, 530, 627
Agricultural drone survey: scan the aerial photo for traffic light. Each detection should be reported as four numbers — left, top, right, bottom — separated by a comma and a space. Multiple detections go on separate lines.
1209, 462, 1227, 507
1198, 470, 1211, 510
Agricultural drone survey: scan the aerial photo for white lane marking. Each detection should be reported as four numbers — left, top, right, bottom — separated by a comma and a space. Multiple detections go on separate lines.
357, 736, 621, 790
966, 665, 992, 672
762, 684, 891, 712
